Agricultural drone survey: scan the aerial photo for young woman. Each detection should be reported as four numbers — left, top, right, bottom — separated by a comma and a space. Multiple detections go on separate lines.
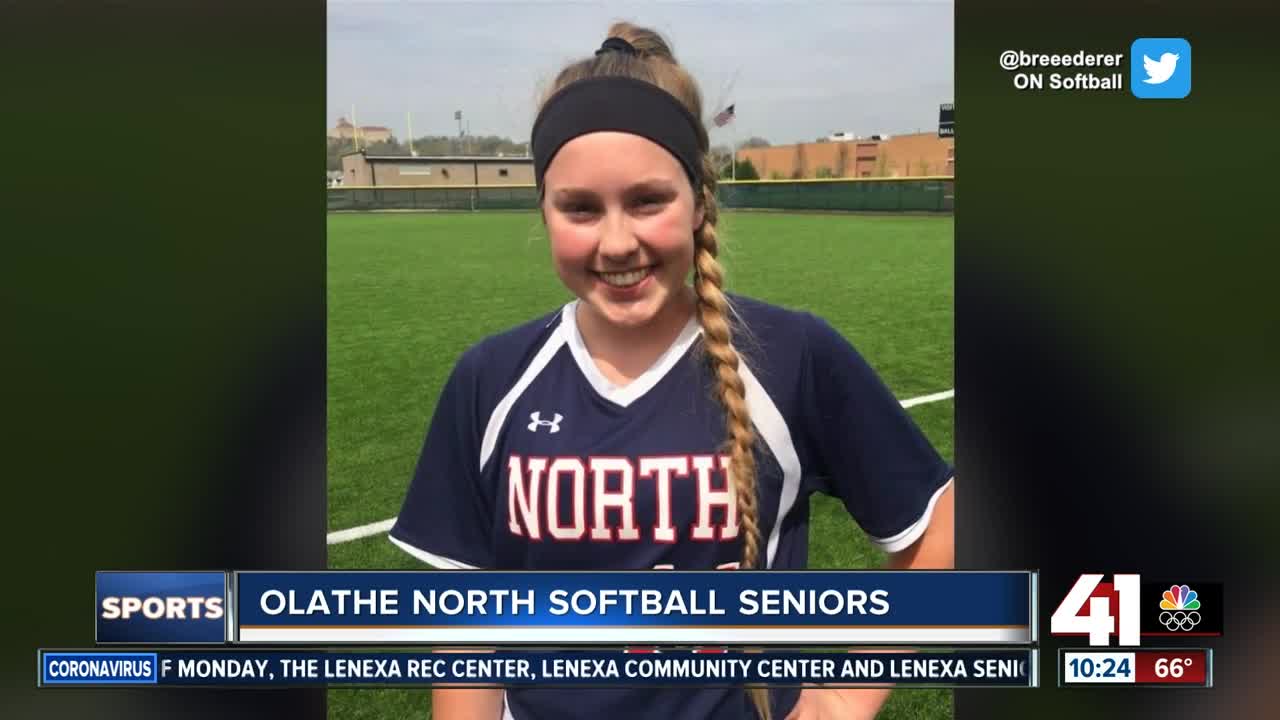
390, 22, 954, 720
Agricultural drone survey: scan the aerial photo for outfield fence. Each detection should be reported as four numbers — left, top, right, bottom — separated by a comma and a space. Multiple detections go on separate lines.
326, 177, 954, 213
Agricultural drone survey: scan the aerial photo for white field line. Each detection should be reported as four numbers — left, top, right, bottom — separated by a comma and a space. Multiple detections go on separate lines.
899, 388, 954, 408
328, 518, 396, 545
327, 387, 955, 545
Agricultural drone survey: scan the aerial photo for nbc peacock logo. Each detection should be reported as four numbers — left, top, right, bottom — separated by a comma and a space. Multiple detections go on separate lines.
1158, 584, 1201, 631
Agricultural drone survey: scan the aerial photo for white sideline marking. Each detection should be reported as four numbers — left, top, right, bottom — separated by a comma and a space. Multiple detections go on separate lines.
899, 388, 954, 408
327, 387, 955, 545
327, 518, 395, 545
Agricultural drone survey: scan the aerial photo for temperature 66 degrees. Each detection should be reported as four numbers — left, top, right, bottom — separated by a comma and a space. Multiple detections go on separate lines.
1134, 650, 1208, 684
1154, 657, 1193, 678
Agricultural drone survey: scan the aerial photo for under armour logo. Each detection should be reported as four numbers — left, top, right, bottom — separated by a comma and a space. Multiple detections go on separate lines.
527, 411, 563, 433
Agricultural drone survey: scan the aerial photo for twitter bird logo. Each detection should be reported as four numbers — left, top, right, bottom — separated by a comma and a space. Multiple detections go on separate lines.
1142, 53, 1179, 84
1132, 38, 1191, 98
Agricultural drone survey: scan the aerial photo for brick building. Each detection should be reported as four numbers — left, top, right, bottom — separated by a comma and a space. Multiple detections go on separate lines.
737, 132, 954, 179
328, 117, 393, 144
340, 152, 534, 187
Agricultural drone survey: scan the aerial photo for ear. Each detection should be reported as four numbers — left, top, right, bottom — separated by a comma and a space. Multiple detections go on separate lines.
693, 203, 706, 232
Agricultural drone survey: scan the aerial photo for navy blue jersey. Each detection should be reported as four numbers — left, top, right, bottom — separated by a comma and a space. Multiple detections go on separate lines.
390, 295, 952, 720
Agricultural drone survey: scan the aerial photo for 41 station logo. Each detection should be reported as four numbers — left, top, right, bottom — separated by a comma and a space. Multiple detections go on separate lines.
1051, 575, 1223, 646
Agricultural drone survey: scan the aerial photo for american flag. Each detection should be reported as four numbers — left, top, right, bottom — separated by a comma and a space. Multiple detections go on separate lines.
712, 104, 735, 127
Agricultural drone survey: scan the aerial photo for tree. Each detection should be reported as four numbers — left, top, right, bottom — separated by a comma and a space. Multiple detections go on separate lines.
815, 166, 835, 179
326, 138, 348, 171
325, 133, 531, 171
364, 137, 404, 156
720, 157, 760, 181
741, 137, 771, 148
710, 144, 733, 176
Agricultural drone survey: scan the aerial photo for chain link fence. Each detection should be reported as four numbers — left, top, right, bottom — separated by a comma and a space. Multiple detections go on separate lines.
327, 178, 953, 213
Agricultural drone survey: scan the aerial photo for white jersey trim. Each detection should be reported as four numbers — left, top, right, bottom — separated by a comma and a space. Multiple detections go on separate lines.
866, 475, 954, 553
388, 534, 483, 570
738, 362, 803, 569
561, 301, 703, 408
479, 323, 568, 472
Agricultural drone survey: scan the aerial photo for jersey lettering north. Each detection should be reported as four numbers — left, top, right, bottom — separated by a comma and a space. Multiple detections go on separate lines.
391, 295, 953, 720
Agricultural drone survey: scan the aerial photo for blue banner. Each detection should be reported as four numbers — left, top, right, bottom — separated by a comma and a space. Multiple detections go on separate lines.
38, 649, 1036, 688
42, 653, 158, 685
235, 571, 1033, 645
96, 572, 228, 644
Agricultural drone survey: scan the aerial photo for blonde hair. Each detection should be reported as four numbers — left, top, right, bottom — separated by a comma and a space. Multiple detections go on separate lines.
539, 22, 770, 720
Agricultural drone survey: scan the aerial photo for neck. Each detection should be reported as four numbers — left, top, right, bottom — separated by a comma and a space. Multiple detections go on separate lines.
576, 288, 697, 386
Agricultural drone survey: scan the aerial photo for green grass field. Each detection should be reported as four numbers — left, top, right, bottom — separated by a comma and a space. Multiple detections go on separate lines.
327, 210, 954, 719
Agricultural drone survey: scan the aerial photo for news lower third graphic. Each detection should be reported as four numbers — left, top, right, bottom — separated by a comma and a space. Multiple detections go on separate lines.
1050, 574, 1223, 646
44, 569, 1225, 691
1143, 580, 1222, 636
231, 571, 1033, 645
96, 571, 229, 644
997, 38, 1191, 98
1157, 583, 1203, 633
1058, 648, 1212, 687
38, 649, 1037, 688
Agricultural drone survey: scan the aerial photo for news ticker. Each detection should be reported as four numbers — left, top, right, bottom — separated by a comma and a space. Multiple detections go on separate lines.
1058, 648, 1212, 688
38, 649, 1038, 688
96, 571, 1037, 645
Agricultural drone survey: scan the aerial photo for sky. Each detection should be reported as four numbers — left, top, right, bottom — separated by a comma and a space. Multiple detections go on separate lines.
328, 0, 953, 147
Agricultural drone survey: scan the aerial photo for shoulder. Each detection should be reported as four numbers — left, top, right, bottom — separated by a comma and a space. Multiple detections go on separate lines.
725, 294, 846, 361
725, 295, 879, 408
450, 305, 568, 398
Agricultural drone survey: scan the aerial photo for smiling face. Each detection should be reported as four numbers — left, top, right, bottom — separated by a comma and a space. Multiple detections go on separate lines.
542, 131, 703, 334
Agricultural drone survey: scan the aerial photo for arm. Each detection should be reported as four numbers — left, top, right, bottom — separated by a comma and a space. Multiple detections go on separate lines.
884, 480, 954, 571
786, 483, 955, 720
390, 350, 506, 720
429, 646, 505, 720
432, 687, 505, 720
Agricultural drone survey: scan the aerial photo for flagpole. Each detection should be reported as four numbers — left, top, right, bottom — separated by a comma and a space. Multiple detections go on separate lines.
713, 103, 737, 181
351, 104, 361, 152
732, 136, 737, 182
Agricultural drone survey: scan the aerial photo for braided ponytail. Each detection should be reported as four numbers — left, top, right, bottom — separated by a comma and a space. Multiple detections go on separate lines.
691, 158, 762, 572
693, 155, 772, 720
539, 23, 770, 720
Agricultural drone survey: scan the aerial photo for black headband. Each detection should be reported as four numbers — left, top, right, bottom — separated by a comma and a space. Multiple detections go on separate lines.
531, 75, 703, 190
595, 37, 637, 56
